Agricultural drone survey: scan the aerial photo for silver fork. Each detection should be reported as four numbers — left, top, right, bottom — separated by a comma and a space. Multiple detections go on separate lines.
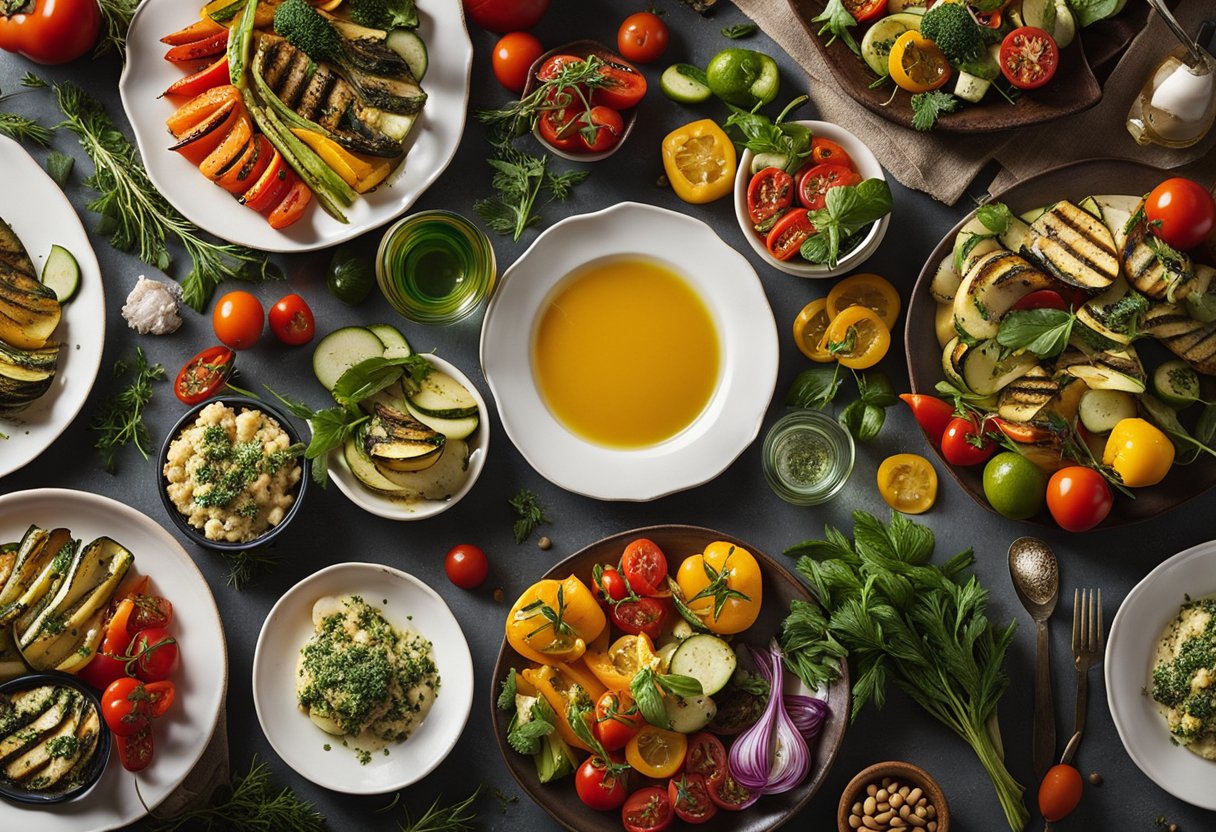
1068, 588, 1106, 760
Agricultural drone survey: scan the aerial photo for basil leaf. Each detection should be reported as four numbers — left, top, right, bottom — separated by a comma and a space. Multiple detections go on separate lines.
656, 673, 703, 699
44, 150, 74, 188
799, 229, 834, 264
839, 400, 885, 442
630, 668, 670, 728
856, 370, 897, 407
786, 366, 842, 409
1067, 0, 1120, 27
996, 309, 1075, 357
832, 178, 893, 228
976, 202, 1013, 235
721, 23, 758, 38
330, 353, 433, 409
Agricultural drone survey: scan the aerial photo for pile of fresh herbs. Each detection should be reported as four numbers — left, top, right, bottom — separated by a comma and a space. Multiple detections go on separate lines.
785, 365, 898, 442
800, 178, 893, 268
153, 756, 325, 831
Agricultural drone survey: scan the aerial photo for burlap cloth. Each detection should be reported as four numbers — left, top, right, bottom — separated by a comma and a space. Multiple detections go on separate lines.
734, 0, 1216, 203
153, 703, 230, 819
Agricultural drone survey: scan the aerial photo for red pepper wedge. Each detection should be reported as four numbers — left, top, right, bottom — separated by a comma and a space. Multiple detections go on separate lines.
163, 29, 229, 62
163, 56, 229, 98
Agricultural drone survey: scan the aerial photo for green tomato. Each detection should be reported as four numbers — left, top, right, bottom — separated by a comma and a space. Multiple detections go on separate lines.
983, 452, 1047, 520
705, 48, 780, 108
326, 245, 375, 305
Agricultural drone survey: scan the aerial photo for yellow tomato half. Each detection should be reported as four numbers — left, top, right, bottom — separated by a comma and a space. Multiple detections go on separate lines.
793, 298, 835, 363
1103, 418, 1174, 487
888, 31, 951, 93
877, 453, 938, 514
822, 306, 891, 370
626, 726, 687, 778
827, 273, 901, 330
661, 119, 737, 204
675, 541, 762, 634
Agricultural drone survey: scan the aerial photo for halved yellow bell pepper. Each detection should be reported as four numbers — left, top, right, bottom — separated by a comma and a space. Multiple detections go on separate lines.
521, 665, 593, 752
661, 119, 737, 205
507, 576, 606, 665
584, 631, 657, 691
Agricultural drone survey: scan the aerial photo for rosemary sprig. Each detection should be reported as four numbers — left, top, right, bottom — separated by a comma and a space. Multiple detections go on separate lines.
223, 547, 279, 590
509, 488, 550, 544
95, 0, 140, 58
476, 55, 611, 138
0, 84, 53, 146
154, 756, 325, 831
92, 347, 165, 474
399, 788, 480, 832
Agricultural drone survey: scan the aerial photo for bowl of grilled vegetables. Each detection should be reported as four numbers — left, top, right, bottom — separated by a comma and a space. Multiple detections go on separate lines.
906, 158, 1216, 527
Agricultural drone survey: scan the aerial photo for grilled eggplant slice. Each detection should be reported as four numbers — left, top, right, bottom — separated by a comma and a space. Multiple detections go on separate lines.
0, 218, 35, 277
1122, 205, 1194, 301
953, 249, 1057, 340
1024, 200, 1120, 291
362, 404, 446, 472
998, 366, 1060, 423
1075, 277, 1148, 345
0, 263, 61, 350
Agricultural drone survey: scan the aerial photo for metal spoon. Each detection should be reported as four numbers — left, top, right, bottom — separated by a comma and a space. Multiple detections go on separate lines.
1146, 0, 1205, 67
1009, 537, 1061, 785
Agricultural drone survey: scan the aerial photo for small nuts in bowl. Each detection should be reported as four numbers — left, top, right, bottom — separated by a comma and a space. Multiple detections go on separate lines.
837, 761, 949, 832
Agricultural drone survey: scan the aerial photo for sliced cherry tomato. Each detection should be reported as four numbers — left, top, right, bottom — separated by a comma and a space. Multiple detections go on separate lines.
78, 650, 128, 691
128, 594, 173, 633
798, 163, 861, 211
268, 293, 315, 346
1012, 289, 1068, 311
580, 105, 624, 153
617, 11, 668, 64
537, 102, 585, 152
843, 0, 888, 24
493, 32, 544, 93
707, 771, 754, 810
576, 755, 629, 811
620, 539, 668, 596
622, 786, 674, 832
594, 565, 629, 603
888, 31, 951, 93
144, 680, 176, 718
444, 544, 489, 589
669, 773, 718, 824
684, 733, 727, 782
116, 725, 155, 772
1047, 466, 1113, 532
537, 53, 582, 82
1000, 27, 1059, 90
266, 174, 312, 229
1146, 178, 1216, 251
941, 415, 997, 466
102, 677, 150, 737
747, 167, 794, 226
127, 627, 179, 683
792, 298, 835, 362
766, 208, 816, 261
899, 394, 955, 444
595, 690, 645, 751
611, 597, 667, 640
594, 57, 647, 110
810, 137, 855, 169
163, 57, 229, 98
823, 306, 891, 370
212, 290, 264, 350
174, 345, 235, 405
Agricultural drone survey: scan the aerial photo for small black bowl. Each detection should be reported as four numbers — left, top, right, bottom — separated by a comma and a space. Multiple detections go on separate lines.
0, 671, 111, 805
157, 395, 311, 552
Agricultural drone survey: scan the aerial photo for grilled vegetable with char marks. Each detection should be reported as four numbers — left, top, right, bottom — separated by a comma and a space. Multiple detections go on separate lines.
998, 366, 1060, 423
954, 249, 1057, 340
0, 219, 35, 278
362, 403, 446, 472
0, 259, 61, 351
0, 682, 102, 794
1121, 205, 1195, 301
1025, 200, 1120, 291
1056, 344, 1147, 394
1075, 277, 1148, 345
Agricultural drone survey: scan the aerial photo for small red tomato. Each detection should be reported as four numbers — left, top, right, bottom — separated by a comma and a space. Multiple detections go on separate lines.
492, 32, 544, 93
580, 105, 624, 153
212, 290, 264, 350
594, 690, 644, 751
594, 565, 629, 603
810, 137, 854, 169
941, 415, 997, 467
444, 544, 489, 589
766, 208, 816, 261
620, 539, 668, 596
798, 163, 861, 211
537, 102, 585, 152
1011, 289, 1068, 312
462, 0, 548, 32
1146, 177, 1216, 251
898, 394, 955, 446
102, 677, 150, 737
617, 11, 668, 64
1046, 466, 1113, 532
611, 597, 667, 641
78, 650, 128, 691
128, 595, 174, 633
999, 26, 1059, 90
592, 58, 647, 110
843, 0, 888, 24
746, 167, 795, 226
268, 293, 315, 346
622, 786, 674, 832
576, 755, 629, 811
116, 725, 155, 772
1038, 764, 1083, 821
668, 773, 718, 824
128, 627, 179, 683
175, 345, 235, 405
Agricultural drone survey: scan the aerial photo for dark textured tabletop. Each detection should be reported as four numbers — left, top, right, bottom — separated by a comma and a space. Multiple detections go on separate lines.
2, 0, 1214, 829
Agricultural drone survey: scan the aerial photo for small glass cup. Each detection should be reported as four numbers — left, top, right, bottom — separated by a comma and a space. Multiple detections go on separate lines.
375, 210, 497, 325
761, 409, 855, 505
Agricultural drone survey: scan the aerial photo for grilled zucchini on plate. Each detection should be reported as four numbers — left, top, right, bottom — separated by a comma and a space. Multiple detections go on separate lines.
931, 191, 1216, 461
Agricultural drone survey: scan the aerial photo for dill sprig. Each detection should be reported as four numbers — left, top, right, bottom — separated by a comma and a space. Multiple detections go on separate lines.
95, 0, 140, 58
399, 788, 479, 832
45, 80, 280, 311
509, 488, 550, 544
92, 347, 165, 474
0, 86, 52, 146
154, 756, 325, 832
223, 547, 279, 591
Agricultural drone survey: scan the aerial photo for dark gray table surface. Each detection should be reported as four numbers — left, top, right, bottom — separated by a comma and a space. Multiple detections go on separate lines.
2, 0, 1214, 829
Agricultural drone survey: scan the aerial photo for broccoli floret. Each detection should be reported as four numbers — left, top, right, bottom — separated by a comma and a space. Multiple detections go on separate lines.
349, 0, 418, 30
920, 3, 986, 65
273, 0, 343, 64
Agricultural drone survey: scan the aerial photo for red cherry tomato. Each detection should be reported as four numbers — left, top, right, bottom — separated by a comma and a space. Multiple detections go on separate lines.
620, 539, 668, 596
212, 290, 264, 350
576, 755, 629, 811
1146, 178, 1216, 251
0, 0, 101, 65
617, 11, 668, 64
537, 54, 582, 82
593, 57, 647, 110
747, 167, 795, 226
492, 32, 544, 93
175, 345, 235, 405
102, 677, 150, 737
622, 786, 674, 832
444, 544, 489, 589
116, 725, 155, 772
798, 163, 861, 210
128, 595, 173, 633
128, 627, 179, 683
684, 733, 727, 782
144, 680, 176, 718
810, 137, 855, 169
462, 0, 548, 32
1038, 764, 1083, 821
898, 394, 956, 445
537, 101, 585, 152
1046, 466, 1113, 532
668, 773, 718, 824
843, 0, 889, 24
941, 415, 997, 466
1011, 289, 1068, 312
78, 650, 128, 691
580, 105, 624, 153
999, 27, 1059, 90
594, 690, 645, 751
268, 294, 315, 346
766, 208, 816, 261
594, 566, 629, 603
706, 771, 753, 810
611, 597, 667, 640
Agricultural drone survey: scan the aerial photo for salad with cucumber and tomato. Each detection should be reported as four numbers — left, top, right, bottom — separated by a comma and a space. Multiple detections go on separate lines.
910, 176, 1216, 531
498, 538, 831, 829
814, 0, 1128, 130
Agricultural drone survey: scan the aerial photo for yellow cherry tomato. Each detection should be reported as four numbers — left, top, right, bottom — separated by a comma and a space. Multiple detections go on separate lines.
793, 298, 836, 362
827, 273, 902, 331
661, 119, 737, 204
877, 453, 938, 514
506, 576, 606, 665
675, 541, 762, 634
888, 31, 952, 93
1103, 418, 1175, 487
626, 726, 687, 778
822, 306, 891, 370
584, 631, 658, 690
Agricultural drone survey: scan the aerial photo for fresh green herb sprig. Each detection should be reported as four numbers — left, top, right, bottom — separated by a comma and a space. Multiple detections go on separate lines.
779, 598, 847, 690
399, 788, 480, 832
630, 667, 703, 729
476, 55, 612, 139
474, 135, 588, 241
721, 23, 758, 39
96, 0, 141, 57
799, 178, 893, 268
223, 547, 278, 591
154, 756, 325, 831
92, 348, 165, 474
724, 96, 811, 173
0, 91, 52, 145
44, 150, 74, 187
509, 488, 550, 543
910, 90, 959, 131
812, 0, 861, 55
786, 365, 897, 442
996, 308, 1075, 358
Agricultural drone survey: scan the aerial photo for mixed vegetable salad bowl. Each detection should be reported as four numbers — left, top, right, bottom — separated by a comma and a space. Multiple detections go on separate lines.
490, 525, 850, 832
905, 159, 1216, 528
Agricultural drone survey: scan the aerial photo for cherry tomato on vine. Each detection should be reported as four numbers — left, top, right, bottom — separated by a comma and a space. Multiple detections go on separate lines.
1145, 178, 1216, 251
620, 539, 668, 596
1046, 466, 1113, 532
580, 105, 624, 153
175, 346, 235, 405
444, 544, 489, 589
617, 11, 668, 64
595, 690, 644, 751
492, 32, 544, 92
79, 650, 127, 691
899, 394, 955, 445
941, 415, 997, 467
128, 627, 179, 683
268, 294, 315, 346
212, 290, 263, 350
576, 755, 629, 810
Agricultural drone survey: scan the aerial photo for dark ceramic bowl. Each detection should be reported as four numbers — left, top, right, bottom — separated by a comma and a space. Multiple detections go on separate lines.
837, 760, 950, 832
905, 158, 1216, 528
0, 671, 111, 805
157, 395, 310, 552
490, 525, 851, 832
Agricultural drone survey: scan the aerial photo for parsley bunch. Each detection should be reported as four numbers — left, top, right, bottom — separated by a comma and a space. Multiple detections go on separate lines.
473, 136, 587, 241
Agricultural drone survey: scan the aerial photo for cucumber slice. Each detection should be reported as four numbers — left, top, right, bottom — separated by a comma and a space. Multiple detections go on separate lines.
665, 694, 717, 734
660, 64, 712, 104
669, 634, 736, 696
1153, 359, 1202, 408
1079, 389, 1137, 433
861, 13, 923, 76
386, 30, 428, 82
960, 339, 1037, 396
749, 151, 789, 175
408, 370, 479, 418
41, 245, 79, 303
367, 323, 411, 353
405, 400, 479, 440
312, 326, 385, 391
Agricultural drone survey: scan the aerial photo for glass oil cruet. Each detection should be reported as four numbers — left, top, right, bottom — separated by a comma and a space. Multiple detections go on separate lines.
1126, 7, 1216, 149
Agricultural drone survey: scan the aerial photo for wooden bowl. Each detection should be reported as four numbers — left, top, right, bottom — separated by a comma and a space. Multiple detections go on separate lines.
490, 525, 852, 832
837, 760, 950, 832
904, 158, 1216, 528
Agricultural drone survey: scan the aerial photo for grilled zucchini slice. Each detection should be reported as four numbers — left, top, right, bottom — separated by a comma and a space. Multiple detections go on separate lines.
1024, 199, 1119, 291
1121, 207, 1194, 301
953, 249, 1056, 340
1057, 346, 1147, 393
997, 366, 1060, 422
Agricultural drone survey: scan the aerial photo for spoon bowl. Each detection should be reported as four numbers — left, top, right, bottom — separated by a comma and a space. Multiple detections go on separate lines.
1009, 536, 1061, 617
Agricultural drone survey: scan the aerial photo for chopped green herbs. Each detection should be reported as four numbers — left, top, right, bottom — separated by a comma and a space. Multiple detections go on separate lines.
92, 348, 165, 473
509, 489, 550, 544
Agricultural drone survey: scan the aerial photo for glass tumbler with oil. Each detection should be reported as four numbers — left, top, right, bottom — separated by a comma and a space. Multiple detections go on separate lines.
762, 409, 855, 505
376, 211, 497, 325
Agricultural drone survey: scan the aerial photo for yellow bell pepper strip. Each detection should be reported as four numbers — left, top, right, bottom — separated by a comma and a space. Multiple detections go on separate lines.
558, 658, 608, 703
675, 541, 763, 634
521, 665, 593, 752
290, 128, 371, 187
661, 119, 737, 204
585, 632, 658, 691
1103, 418, 1175, 487
507, 576, 606, 665
888, 31, 952, 93
514, 669, 540, 698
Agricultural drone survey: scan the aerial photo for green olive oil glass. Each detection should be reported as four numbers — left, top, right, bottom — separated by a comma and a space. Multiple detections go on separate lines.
762, 409, 855, 505
375, 210, 497, 325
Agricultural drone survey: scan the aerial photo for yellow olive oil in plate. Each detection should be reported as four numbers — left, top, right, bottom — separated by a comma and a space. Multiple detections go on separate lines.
532, 258, 720, 448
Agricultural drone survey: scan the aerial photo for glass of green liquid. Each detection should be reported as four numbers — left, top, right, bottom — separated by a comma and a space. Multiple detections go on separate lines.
376, 210, 497, 325
761, 409, 855, 505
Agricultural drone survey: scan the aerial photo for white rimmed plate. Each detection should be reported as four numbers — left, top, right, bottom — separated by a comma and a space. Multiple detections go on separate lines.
0, 489, 227, 831
479, 202, 779, 501
732, 121, 889, 278
1106, 539, 1216, 809
327, 355, 489, 520
118, 0, 472, 253
251, 562, 473, 793
0, 138, 105, 479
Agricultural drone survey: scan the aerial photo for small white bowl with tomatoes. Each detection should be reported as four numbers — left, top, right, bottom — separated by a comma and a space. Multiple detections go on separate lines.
733, 120, 889, 278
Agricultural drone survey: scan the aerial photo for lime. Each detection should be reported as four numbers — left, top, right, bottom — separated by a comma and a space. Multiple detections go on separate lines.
705, 48, 780, 108
983, 452, 1047, 520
